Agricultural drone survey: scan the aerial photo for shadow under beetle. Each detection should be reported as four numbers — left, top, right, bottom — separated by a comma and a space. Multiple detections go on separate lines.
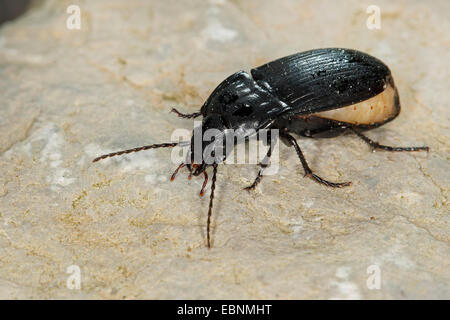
93, 48, 429, 248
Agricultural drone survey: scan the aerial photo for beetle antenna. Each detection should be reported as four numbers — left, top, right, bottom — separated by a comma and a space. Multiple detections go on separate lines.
92, 142, 178, 162
171, 108, 202, 119
206, 163, 218, 249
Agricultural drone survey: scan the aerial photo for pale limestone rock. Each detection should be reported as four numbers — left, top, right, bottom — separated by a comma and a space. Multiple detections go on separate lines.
0, 0, 448, 299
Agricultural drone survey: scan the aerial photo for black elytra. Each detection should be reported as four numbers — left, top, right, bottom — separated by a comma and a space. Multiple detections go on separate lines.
93, 48, 429, 248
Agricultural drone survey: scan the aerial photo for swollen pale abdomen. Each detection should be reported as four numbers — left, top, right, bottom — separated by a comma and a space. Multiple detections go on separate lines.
313, 84, 398, 126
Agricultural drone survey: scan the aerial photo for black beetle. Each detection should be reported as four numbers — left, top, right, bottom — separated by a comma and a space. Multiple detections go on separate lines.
93, 48, 428, 248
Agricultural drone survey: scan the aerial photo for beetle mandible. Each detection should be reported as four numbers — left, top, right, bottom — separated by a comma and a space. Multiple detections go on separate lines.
93, 48, 429, 248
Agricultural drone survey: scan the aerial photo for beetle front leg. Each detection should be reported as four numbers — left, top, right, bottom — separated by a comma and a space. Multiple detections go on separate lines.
171, 108, 202, 119
281, 131, 351, 188
348, 128, 429, 152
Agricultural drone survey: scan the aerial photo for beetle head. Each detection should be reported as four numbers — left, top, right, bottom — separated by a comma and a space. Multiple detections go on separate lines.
186, 114, 229, 176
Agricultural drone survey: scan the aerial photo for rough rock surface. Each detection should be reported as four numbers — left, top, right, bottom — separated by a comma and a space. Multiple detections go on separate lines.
0, 0, 448, 299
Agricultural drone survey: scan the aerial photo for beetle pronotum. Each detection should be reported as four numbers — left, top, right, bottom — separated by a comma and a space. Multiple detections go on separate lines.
93, 48, 429, 248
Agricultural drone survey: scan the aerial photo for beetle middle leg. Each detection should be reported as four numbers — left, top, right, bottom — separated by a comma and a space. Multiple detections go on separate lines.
171, 108, 202, 119
281, 131, 351, 188
244, 130, 277, 191
244, 144, 273, 191
348, 127, 429, 152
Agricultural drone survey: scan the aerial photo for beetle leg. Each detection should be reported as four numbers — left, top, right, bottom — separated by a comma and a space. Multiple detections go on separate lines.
348, 128, 429, 152
281, 132, 351, 188
171, 108, 202, 119
244, 144, 273, 191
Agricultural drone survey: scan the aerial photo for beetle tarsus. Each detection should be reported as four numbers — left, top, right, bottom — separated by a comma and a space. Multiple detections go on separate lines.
349, 128, 429, 152
244, 171, 263, 191
306, 172, 352, 188
171, 108, 202, 119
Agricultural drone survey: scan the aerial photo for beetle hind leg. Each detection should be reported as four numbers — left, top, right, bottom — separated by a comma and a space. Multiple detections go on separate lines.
348, 128, 429, 152
281, 131, 351, 188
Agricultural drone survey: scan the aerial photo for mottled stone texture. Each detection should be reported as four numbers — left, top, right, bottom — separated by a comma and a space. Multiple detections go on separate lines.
0, 0, 448, 299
